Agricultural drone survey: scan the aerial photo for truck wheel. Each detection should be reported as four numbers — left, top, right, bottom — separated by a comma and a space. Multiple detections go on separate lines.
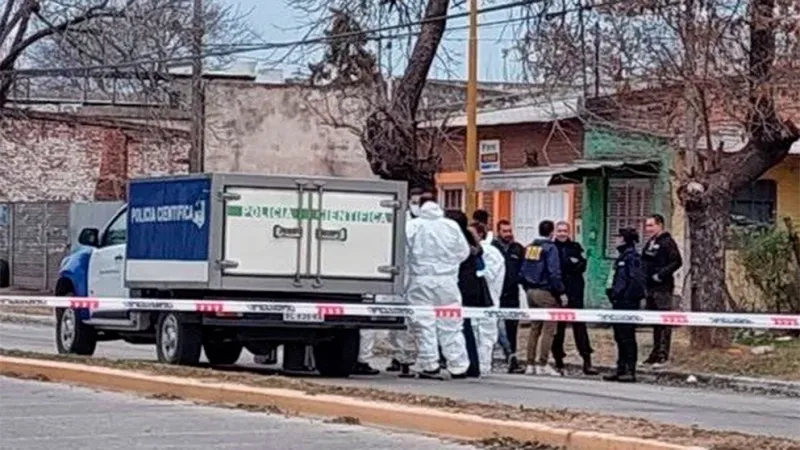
0, 259, 9, 288
55, 307, 97, 356
156, 312, 202, 365
313, 330, 359, 378
203, 340, 243, 365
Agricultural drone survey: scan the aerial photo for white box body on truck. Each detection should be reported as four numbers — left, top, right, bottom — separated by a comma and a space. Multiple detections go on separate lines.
54, 173, 408, 377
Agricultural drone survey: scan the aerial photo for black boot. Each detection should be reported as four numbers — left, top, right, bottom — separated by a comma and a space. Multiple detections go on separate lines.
603, 371, 621, 382
582, 355, 599, 375
353, 362, 380, 376
603, 364, 624, 382
507, 356, 523, 374
398, 364, 414, 378
554, 356, 565, 371
386, 359, 402, 372
617, 364, 636, 383
418, 368, 446, 380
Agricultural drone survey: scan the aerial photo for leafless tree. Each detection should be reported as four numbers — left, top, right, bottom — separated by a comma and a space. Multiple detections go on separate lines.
291, 0, 460, 191
514, 0, 799, 346
0, 0, 256, 108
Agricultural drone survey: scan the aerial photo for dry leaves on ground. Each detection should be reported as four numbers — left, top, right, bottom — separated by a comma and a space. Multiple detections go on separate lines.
519, 326, 800, 381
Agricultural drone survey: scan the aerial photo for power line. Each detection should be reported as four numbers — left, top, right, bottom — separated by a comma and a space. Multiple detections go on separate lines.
2, 0, 544, 77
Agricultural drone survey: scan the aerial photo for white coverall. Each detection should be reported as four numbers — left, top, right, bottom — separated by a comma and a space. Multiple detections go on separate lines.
381, 208, 419, 366
405, 202, 471, 374
358, 329, 376, 365
473, 240, 506, 375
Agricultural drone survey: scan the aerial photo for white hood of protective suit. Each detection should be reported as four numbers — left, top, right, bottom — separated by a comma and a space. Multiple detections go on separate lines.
405, 202, 470, 278
479, 242, 506, 307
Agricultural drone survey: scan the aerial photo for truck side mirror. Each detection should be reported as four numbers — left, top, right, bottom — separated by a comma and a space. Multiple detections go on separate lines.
78, 228, 100, 247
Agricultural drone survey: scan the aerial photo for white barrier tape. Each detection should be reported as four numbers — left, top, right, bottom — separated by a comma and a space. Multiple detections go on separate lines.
0, 295, 798, 329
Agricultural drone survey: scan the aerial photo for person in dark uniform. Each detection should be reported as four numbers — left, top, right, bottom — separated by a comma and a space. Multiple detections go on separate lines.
604, 228, 647, 383
519, 220, 568, 376
550, 221, 597, 375
641, 214, 683, 368
445, 209, 493, 378
491, 220, 526, 373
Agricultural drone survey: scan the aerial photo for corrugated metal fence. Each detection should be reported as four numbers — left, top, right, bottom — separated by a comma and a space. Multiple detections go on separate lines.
0, 202, 70, 291
0, 201, 122, 292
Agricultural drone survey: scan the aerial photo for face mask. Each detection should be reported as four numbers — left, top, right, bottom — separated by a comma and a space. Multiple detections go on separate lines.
409, 204, 421, 217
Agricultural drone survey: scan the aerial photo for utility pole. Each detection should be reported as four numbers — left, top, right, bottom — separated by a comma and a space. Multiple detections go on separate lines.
464, 0, 478, 218
189, 0, 205, 173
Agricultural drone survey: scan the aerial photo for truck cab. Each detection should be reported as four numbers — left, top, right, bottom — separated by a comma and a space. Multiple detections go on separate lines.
54, 173, 408, 377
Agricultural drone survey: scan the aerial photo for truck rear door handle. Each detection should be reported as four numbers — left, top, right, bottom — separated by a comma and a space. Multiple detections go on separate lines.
273, 225, 303, 239
315, 228, 347, 241
114, 255, 123, 262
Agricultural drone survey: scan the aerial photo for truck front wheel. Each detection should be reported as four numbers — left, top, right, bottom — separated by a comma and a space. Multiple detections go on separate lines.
203, 340, 243, 365
55, 307, 97, 356
313, 330, 359, 378
156, 312, 202, 365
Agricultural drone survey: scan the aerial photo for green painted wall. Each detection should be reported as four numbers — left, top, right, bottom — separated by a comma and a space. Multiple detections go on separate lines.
580, 128, 672, 308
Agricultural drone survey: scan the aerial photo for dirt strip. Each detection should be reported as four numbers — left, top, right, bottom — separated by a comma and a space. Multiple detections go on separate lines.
0, 349, 797, 450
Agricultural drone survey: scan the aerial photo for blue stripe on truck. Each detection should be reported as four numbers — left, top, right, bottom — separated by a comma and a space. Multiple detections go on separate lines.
126, 177, 211, 261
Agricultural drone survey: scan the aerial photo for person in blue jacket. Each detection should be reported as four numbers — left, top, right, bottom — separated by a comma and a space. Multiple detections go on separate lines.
604, 227, 647, 383
518, 220, 568, 376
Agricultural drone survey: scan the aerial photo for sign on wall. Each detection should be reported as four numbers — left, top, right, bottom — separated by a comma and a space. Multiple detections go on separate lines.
479, 140, 501, 173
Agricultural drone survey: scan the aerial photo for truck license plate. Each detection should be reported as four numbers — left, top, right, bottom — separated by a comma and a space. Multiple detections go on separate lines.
282, 312, 324, 323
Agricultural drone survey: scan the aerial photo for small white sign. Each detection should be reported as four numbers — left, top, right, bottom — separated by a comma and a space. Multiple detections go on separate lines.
479, 140, 501, 173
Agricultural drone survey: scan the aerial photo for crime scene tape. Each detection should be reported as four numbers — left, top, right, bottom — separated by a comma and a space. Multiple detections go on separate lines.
1, 294, 798, 329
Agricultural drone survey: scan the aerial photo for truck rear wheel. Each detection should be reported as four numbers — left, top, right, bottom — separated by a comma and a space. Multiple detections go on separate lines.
156, 312, 202, 365
313, 330, 359, 378
55, 307, 97, 356
203, 340, 243, 365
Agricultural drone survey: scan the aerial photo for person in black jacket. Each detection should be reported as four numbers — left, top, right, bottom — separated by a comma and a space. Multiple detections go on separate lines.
519, 220, 568, 377
446, 209, 492, 378
491, 220, 525, 373
641, 214, 683, 368
603, 228, 647, 383
551, 221, 597, 375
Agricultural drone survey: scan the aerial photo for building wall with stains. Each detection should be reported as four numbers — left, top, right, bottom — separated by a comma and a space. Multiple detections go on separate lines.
203, 82, 374, 178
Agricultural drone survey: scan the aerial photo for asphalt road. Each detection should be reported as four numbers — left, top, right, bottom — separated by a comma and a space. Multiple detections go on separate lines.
2, 321, 799, 439
0, 376, 477, 450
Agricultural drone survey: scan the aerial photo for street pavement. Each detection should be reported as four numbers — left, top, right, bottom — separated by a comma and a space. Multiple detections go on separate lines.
1, 321, 799, 439
0, 376, 478, 450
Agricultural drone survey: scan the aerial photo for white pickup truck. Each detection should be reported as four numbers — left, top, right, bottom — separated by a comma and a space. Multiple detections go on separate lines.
55, 173, 408, 377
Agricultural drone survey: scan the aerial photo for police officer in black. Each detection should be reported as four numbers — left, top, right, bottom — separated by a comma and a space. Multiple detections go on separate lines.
551, 221, 597, 375
492, 219, 526, 373
604, 228, 647, 383
641, 214, 683, 368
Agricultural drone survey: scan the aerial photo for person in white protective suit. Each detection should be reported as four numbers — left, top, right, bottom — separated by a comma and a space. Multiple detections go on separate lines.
354, 330, 380, 375
406, 191, 471, 379
385, 189, 424, 376
470, 222, 506, 375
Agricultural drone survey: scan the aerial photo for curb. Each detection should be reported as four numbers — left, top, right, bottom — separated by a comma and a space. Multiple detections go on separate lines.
0, 356, 705, 450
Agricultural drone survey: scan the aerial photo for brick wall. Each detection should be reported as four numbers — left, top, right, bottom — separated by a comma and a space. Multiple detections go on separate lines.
439, 119, 584, 173
0, 112, 189, 202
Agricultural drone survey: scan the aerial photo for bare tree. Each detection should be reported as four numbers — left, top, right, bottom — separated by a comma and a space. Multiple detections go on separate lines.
516, 0, 799, 346
0, 0, 256, 107
292, 0, 457, 190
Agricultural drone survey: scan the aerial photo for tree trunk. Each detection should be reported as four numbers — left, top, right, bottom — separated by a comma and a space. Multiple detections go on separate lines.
685, 190, 733, 348
362, 0, 450, 190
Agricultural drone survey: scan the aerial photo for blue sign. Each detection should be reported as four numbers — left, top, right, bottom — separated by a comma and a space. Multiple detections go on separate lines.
126, 177, 211, 261
0, 205, 8, 227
